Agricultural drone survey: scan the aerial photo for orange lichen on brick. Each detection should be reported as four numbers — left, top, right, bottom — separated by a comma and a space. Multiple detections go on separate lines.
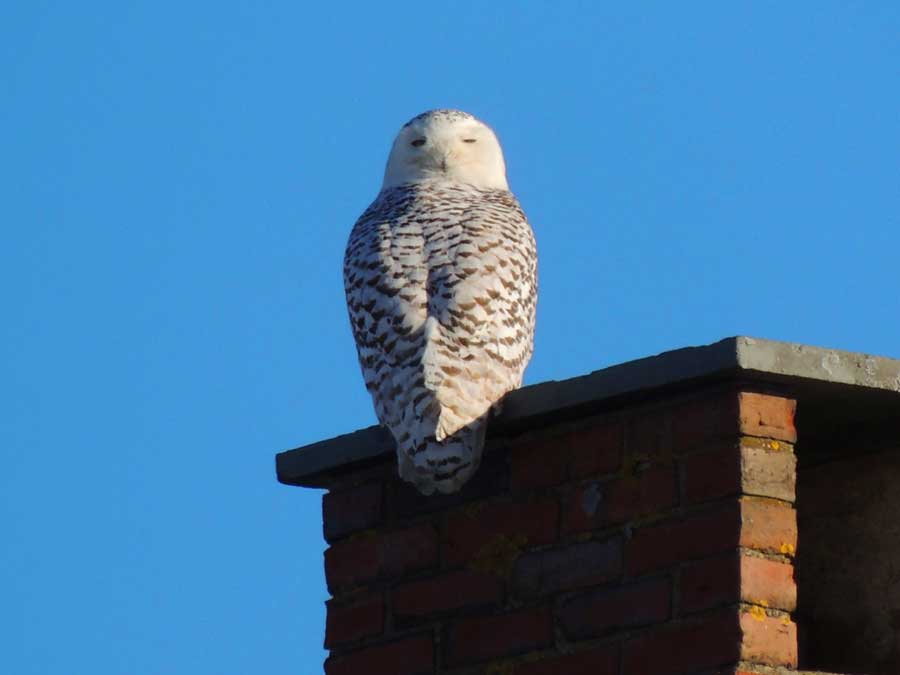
485, 660, 514, 675
464, 501, 485, 518
749, 604, 767, 621
470, 533, 528, 577
739, 497, 797, 555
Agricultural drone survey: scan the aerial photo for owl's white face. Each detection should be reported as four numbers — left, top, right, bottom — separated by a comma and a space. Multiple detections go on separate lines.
382, 110, 509, 191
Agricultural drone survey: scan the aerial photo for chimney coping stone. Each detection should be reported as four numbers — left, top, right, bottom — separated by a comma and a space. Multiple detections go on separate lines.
276, 336, 900, 488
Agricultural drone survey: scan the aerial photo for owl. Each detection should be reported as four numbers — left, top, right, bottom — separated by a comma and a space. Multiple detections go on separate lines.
343, 110, 537, 495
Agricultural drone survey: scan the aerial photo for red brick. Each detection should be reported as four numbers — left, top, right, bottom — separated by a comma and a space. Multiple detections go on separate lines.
623, 609, 741, 675
738, 392, 797, 442
393, 569, 502, 620
608, 466, 677, 523
683, 439, 797, 505
740, 610, 797, 667
513, 537, 622, 597
680, 554, 740, 614
679, 555, 796, 617
740, 437, 796, 502
558, 577, 671, 640
568, 421, 624, 479
671, 391, 740, 453
626, 408, 671, 459
325, 524, 440, 591
324, 535, 379, 592
514, 644, 619, 675
627, 502, 741, 576
323, 482, 382, 542
628, 500, 795, 577
740, 555, 796, 611
445, 607, 553, 666
682, 444, 742, 504
325, 635, 433, 675
324, 592, 383, 648
561, 481, 606, 534
379, 523, 438, 577
511, 437, 568, 490
563, 468, 677, 534
445, 498, 558, 566
796, 449, 882, 518
739, 497, 797, 555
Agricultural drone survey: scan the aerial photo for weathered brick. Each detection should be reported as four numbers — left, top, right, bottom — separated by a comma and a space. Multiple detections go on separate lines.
393, 569, 502, 621
740, 610, 797, 667
558, 577, 671, 640
325, 524, 440, 592
671, 391, 740, 453
563, 467, 677, 534
740, 437, 796, 502
568, 420, 624, 479
445, 498, 558, 567
445, 607, 553, 666
670, 391, 797, 452
561, 481, 606, 534
324, 592, 383, 648
683, 438, 796, 505
680, 554, 740, 614
513, 644, 619, 675
607, 466, 677, 523
627, 502, 741, 576
682, 444, 742, 504
324, 535, 379, 593
513, 537, 622, 597
511, 437, 568, 491
626, 408, 671, 459
738, 392, 796, 442
678, 555, 796, 617
325, 635, 433, 675
323, 482, 382, 542
739, 497, 797, 555
622, 610, 741, 675
379, 523, 438, 577
740, 555, 796, 611
795, 450, 872, 518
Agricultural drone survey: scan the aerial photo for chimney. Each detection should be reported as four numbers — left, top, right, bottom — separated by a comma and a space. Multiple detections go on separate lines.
277, 336, 900, 675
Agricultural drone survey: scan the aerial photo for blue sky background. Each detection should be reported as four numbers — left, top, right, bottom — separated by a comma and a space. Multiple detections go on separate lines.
3, 2, 899, 673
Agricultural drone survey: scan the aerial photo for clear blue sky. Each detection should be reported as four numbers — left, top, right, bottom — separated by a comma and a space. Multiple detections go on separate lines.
3, 2, 898, 673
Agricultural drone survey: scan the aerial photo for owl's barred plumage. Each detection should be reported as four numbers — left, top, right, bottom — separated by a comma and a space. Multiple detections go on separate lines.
343, 110, 537, 494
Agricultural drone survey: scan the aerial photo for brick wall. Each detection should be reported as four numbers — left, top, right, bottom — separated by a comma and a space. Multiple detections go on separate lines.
797, 445, 900, 673
319, 387, 800, 675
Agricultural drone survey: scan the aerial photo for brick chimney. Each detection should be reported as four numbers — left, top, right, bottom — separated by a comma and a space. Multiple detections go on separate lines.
277, 337, 900, 675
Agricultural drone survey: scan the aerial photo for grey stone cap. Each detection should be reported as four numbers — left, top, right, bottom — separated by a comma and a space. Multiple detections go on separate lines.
276, 336, 900, 488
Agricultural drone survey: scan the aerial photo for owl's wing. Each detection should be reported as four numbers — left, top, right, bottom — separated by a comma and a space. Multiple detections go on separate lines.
344, 198, 429, 432
422, 194, 538, 440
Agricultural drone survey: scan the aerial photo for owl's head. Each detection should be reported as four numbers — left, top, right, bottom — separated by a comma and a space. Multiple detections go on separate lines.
382, 110, 509, 191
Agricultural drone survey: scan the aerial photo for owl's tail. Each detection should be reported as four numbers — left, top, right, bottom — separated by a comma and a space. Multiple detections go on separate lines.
397, 419, 487, 495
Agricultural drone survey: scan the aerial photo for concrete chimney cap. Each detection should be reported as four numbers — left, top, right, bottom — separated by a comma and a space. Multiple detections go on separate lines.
277, 336, 900, 489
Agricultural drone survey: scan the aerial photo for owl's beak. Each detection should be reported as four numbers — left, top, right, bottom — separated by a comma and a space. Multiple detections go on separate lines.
431, 143, 451, 173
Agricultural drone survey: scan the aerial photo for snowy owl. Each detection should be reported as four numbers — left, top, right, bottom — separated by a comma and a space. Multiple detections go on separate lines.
343, 109, 537, 495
